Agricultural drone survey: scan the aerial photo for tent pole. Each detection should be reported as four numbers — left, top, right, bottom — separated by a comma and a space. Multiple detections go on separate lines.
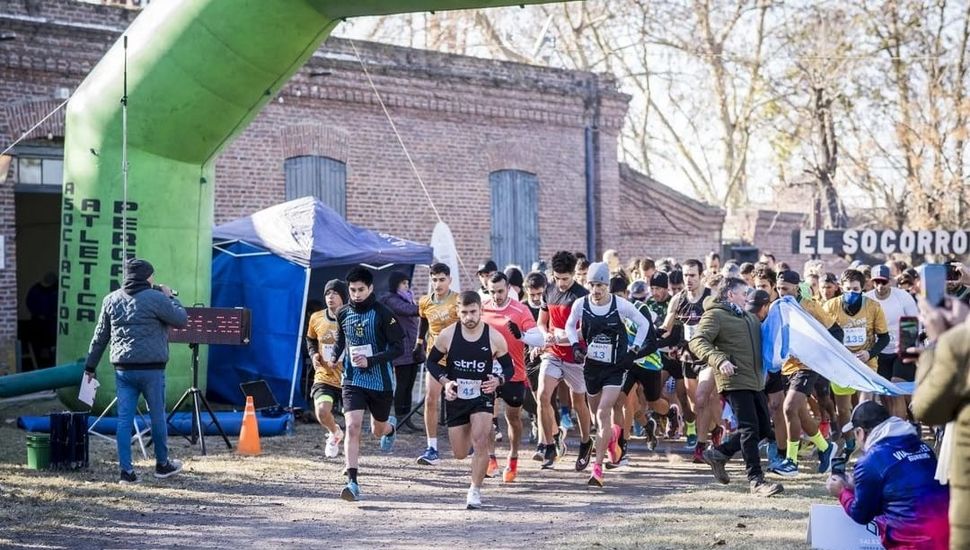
288, 267, 312, 410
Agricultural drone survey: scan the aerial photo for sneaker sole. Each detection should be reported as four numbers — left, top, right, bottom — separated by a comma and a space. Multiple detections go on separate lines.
701, 454, 730, 485
587, 477, 604, 487
503, 474, 516, 483
340, 488, 359, 502
154, 467, 182, 479
466, 503, 481, 510
417, 458, 439, 466
766, 485, 784, 497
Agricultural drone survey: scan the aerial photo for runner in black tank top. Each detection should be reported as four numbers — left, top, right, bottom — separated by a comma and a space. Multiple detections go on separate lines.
425, 291, 513, 509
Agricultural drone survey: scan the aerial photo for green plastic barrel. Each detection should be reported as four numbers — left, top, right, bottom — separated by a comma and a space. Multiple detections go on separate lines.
26, 433, 51, 470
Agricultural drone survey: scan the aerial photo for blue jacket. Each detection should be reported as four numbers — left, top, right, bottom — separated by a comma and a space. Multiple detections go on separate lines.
840, 418, 949, 549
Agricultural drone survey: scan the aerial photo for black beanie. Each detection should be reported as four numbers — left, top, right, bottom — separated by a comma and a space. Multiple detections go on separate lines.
125, 259, 154, 282
387, 271, 410, 293
324, 279, 349, 304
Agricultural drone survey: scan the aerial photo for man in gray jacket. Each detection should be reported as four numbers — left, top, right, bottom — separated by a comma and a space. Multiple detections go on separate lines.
85, 259, 188, 483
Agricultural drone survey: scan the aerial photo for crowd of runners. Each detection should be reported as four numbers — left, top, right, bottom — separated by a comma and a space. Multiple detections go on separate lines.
303, 248, 967, 509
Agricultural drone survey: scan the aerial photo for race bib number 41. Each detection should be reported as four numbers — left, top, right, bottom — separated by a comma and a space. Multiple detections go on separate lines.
843, 327, 867, 347
457, 378, 481, 400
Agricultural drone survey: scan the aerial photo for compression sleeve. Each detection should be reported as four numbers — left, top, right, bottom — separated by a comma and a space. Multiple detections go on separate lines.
869, 332, 890, 356
617, 298, 650, 347
425, 347, 447, 381
418, 316, 429, 342
565, 297, 585, 345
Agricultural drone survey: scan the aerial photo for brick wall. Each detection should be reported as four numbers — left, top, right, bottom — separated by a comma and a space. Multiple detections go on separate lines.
618, 164, 726, 264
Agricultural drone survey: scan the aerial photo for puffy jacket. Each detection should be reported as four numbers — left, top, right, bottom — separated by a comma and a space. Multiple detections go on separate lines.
85, 288, 188, 371
380, 291, 420, 366
839, 418, 950, 550
688, 301, 764, 392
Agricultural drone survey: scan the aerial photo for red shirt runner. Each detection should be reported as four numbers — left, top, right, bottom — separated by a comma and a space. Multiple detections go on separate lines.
482, 298, 537, 384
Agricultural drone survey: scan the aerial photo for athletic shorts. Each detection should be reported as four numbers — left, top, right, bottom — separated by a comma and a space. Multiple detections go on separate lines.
446, 395, 494, 428
311, 383, 342, 405
499, 381, 526, 408
813, 375, 832, 399
764, 370, 786, 395
622, 367, 663, 401
683, 360, 704, 380
540, 355, 587, 394
661, 355, 683, 380
786, 369, 818, 396
584, 366, 626, 396
877, 353, 916, 382
342, 385, 393, 422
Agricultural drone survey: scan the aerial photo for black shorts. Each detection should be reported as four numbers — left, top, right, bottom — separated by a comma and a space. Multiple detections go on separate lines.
311, 383, 341, 405
661, 355, 683, 380
622, 368, 663, 401
877, 353, 916, 382
787, 369, 818, 396
683, 361, 703, 380
342, 385, 393, 422
499, 381, 526, 408
584, 366, 626, 396
813, 375, 832, 399
446, 395, 494, 428
764, 370, 786, 395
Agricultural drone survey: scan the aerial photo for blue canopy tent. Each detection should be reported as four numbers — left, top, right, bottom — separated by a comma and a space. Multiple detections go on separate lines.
209, 197, 434, 409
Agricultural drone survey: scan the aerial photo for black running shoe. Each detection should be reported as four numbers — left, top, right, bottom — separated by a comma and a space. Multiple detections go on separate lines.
574, 439, 593, 471
119, 470, 139, 484
541, 443, 557, 469
532, 443, 545, 462
154, 459, 183, 479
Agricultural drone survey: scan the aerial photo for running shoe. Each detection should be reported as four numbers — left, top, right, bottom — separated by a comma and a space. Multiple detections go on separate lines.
325, 429, 343, 458
607, 424, 622, 464
503, 463, 517, 483
765, 440, 780, 464
417, 447, 440, 466
466, 486, 482, 509
632, 421, 645, 438
532, 443, 545, 462
666, 405, 681, 439
770, 459, 799, 478
486, 456, 500, 478
154, 459, 182, 479
606, 446, 629, 470
119, 470, 139, 484
817, 440, 840, 474
750, 477, 784, 497
587, 463, 604, 487
574, 439, 593, 471
340, 481, 361, 502
494, 419, 503, 443
555, 427, 568, 459
541, 443, 557, 469
646, 418, 659, 451
560, 411, 575, 432
710, 426, 724, 448
685, 433, 698, 447
701, 447, 730, 484
379, 417, 397, 453
692, 444, 705, 464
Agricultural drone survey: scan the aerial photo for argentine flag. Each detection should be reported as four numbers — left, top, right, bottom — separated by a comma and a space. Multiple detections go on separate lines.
762, 296, 907, 396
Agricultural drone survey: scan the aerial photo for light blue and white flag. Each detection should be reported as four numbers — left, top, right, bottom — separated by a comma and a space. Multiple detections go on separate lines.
762, 296, 907, 396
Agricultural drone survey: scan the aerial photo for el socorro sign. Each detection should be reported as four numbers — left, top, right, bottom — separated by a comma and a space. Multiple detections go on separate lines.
792, 229, 970, 256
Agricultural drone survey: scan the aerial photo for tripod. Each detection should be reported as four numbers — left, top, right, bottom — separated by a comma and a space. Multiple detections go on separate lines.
167, 343, 231, 455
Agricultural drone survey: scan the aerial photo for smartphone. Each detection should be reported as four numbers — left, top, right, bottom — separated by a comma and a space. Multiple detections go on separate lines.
922, 263, 947, 307
898, 316, 920, 359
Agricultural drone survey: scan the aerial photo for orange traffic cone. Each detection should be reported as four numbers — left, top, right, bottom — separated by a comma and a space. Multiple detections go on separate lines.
238, 395, 261, 456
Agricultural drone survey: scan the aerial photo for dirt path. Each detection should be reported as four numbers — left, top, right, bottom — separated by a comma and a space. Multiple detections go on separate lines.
0, 405, 817, 549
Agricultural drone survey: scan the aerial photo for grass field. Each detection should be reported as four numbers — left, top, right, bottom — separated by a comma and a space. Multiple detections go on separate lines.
0, 393, 828, 549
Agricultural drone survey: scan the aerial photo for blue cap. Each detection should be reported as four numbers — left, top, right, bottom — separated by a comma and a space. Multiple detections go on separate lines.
871, 264, 891, 282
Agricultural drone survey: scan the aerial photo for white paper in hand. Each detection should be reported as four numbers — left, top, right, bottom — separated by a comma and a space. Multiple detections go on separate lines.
78, 376, 100, 406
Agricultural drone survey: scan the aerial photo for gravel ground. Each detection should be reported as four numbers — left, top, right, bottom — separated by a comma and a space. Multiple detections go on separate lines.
0, 395, 822, 549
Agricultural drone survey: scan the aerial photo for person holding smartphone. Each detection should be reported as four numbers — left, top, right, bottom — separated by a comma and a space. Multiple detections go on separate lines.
865, 264, 919, 420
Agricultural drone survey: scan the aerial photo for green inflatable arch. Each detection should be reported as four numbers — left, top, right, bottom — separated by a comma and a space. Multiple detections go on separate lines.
57, 0, 550, 412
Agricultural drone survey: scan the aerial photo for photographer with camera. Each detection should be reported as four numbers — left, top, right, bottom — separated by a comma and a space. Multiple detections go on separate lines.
84, 258, 188, 484
911, 294, 970, 549
826, 401, 949, 549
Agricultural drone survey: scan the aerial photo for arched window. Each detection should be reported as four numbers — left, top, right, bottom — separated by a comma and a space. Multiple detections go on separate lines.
284, 155, 346, 216
489, 169, 539, 269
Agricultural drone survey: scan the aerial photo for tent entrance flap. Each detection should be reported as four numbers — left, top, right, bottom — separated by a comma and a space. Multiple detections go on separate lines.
289, 267, 311, 409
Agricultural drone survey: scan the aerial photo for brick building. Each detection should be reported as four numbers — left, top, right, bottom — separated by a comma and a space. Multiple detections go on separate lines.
0, 0, 729, 373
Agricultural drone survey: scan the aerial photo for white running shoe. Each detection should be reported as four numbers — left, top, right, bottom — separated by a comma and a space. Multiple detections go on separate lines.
325, 429, 343, 458
466, 486, 482, 509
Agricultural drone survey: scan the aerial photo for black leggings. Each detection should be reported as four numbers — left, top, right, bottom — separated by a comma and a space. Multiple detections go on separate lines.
393, 363, 420, 418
